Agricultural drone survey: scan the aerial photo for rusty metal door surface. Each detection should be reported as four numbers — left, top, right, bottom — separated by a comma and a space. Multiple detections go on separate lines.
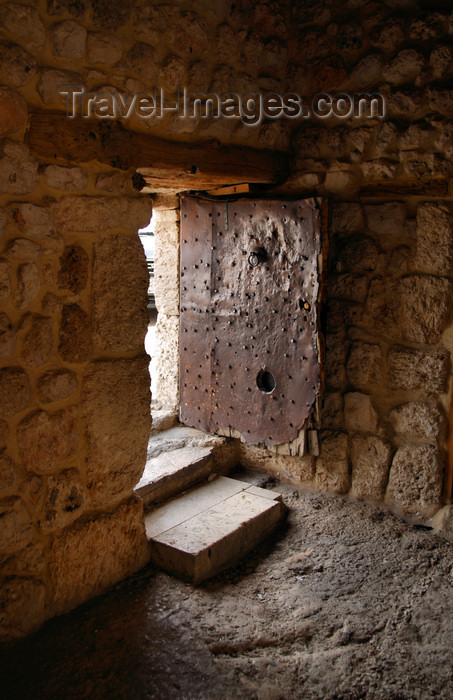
179, 197, 322, 447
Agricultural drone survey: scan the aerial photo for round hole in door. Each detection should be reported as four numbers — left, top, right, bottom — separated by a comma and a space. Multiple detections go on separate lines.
256, 369, 276, 394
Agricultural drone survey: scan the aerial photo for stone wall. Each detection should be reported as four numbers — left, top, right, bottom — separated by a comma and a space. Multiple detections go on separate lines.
1, 0, 453, 639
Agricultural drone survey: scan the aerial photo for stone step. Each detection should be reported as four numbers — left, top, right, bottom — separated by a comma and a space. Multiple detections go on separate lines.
135, 426, 237, 506
145, 475, 286, 583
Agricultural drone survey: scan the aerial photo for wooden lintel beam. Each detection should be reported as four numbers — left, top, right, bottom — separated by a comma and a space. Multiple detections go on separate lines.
26, 111, 289, 189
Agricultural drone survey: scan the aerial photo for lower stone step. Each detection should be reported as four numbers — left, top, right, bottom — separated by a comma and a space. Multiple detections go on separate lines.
145, 475, 286, 584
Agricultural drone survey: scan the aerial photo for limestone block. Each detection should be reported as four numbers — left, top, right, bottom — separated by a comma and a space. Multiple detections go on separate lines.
430, 505, 453, 541
344, 392, 378, 433
58, 245, 88, 294
335, 235, 382, 273
361, 158, 398, 181
395, 275, 450, 344
386, 444, 443, 518
375, 122, 398, 153
154, 314, 179, 410
388, 346, 449, 393
0, 497, 34, 553
0, 3, 46, 48
58, 304, 92, 363
50, 497, 149, 614
0, 141, 38, 195
321, 393, 344, 430
400, 124, 435, 151
92, 234, 148, 353
17, 407, 78, 474
0, 577, 46, 641
364, 202, 406, 236
92, 0, 131, 30
314, 431, 350, 494
152, 194, 180, 211
426, 88, 453, 117
52, 196, 152, 232
387, 246, 410, 276
0, 43, 37, 87
37, 69, 84, 107
47, 0, 86, 16
324, 165, 360, 197
346, 341, 382, 390
123, 43, 159, 80
331, 203, 364, 235
383, 50, 424, 85
0, 87, 27, 136
23, 474, 44, 509
430, 46, 453, 79
0, 540, 45, 576
350, 435, 392, 500
159, 56, 187, 93
14, 263, 40, 309
349, 53, 383, 87
82, 358, 151, 506
52, 20, 87, 59
0, 368, 29, 417
43, 165, 88, 191
167, 12, 209, 56
87, 32, 123, 64
328, 274, 369, 303
22, 317, 53, 367
411, 203, 453, 276
39, 469, 86, 532
95, 172, 136, 194
0, 452, 16, 490
390, 402, 445, 441
325, 334, 348, 390
7, 239, 41, 259
37, 370, 77, 403
154, 227, 179, 316
0, 260, 11, 301
0, 421, 9, 448
0, 208, 6, 241
0, 314, 16, 361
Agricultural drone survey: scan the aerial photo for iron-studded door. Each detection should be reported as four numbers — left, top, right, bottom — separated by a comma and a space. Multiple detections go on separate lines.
179, 197, 323, 447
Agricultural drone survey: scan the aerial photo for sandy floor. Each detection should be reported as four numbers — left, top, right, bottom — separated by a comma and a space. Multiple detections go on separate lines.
1, 475, 452, 700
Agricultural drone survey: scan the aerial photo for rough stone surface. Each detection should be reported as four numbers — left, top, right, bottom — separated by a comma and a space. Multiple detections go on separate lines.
21, 317, 53, 367
0, 313, 16, 361
52, 20, 87, 58
92, 234, 148, 353
0, 87, 27, 136
154, 220, 179, 315
52, 196, 152, 232
82, 358, 151, 506
39, 469, 86, 532
0, 498, 34, 554
0, 420, 9, 448
346, 342, 383, 390
87, 32, 123, 64
50, 497, 149, 614
0, 452, 16, 490
0, 540, 46, 577
390, 402, 445, 441
388, 346, 450, 393
321, 393, 344, 430
350, 436, 392, 500
7, 238, 41, 259
364, 202, 406, 236
0, 260, 11, 301
386, 444, 443, 518
344, 392, 378, 433
331, 203, 364, 234
0, 3, 46, 48
335, 235, 382, 274
314, 432, 350, 493
383, 49, 424, 85
0, 44, 37, 87
411, 203, 453, 276
0, 368, 29, 417
153, 314, 179, 410
37, 69, 84, 106
58, 304, 92, 363
431, 505, 453, 542
58, 245, 88, 294
37, 370, 78, 403
14, 263, 40, 310
43, 165, 88, 191
0, 577, 46, 641
0, 141, 38, 195
325, 335, 348, 390
17, 407, 78, 474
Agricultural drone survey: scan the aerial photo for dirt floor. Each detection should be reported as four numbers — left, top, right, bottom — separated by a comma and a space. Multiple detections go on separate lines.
1, 475, 452, 700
